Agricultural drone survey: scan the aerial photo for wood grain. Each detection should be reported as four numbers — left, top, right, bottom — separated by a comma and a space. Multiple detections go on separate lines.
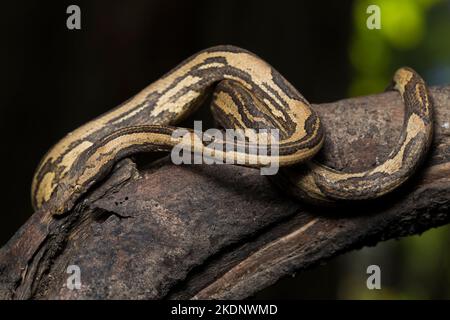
0, 86, 449, 299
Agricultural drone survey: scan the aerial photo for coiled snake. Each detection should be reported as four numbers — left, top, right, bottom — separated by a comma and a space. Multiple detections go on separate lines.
31, 45, 433, 215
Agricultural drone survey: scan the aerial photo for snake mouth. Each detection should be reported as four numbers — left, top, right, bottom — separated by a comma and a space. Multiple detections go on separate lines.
47, 183, 82, 215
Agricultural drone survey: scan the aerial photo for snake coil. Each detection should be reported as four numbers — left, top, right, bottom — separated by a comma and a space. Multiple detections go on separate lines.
31, 46, 433, 215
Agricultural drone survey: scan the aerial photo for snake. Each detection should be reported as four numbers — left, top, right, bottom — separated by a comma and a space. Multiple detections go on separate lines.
31, 45, 433, 215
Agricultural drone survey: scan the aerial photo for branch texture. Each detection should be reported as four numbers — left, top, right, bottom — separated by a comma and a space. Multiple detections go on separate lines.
0, 86, 449, 299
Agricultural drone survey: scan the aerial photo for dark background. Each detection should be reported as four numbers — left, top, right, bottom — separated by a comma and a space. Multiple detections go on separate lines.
0, 0, 351, 244
1, 0, 449, 299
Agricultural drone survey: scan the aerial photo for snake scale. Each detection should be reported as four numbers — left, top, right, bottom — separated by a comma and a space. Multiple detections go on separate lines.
31, 45, 433, 215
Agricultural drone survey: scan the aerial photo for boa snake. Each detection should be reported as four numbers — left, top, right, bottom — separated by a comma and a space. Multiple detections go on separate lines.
31, 45, 433, 214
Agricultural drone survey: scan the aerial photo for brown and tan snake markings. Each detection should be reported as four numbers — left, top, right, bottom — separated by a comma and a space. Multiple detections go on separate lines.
31, 46, 433, 215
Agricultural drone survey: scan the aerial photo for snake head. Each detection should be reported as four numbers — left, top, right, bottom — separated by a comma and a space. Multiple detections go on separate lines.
47, 183, 83, 216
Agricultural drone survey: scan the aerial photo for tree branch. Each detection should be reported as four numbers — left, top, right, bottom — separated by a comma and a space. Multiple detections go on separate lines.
1, 86, 449, 299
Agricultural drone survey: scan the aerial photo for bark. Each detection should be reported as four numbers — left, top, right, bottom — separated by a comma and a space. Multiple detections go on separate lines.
0, 86, 449, 300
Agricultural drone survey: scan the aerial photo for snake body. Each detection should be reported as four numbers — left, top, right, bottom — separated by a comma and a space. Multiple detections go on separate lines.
31, 45, 433, 215
217, 70, 433, 203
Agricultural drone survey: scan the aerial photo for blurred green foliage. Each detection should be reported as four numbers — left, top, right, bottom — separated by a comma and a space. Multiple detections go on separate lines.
349, 0, 450, 95
338, 226, 450, 299
343, 0, 450, 299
